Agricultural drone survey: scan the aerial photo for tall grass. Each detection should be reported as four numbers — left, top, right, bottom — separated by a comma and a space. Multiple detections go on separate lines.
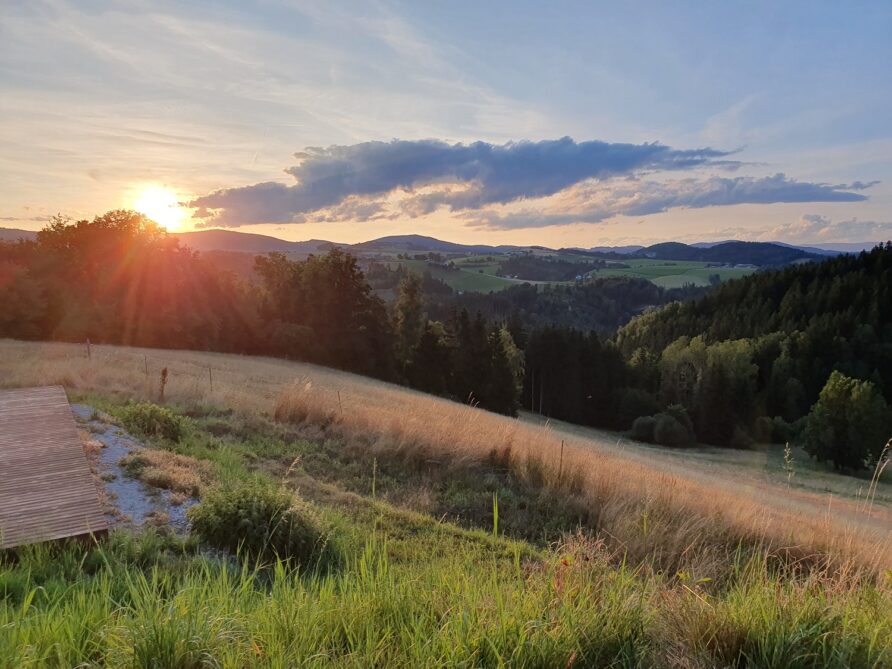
2, 532, 890, 668
1, 339, 890, 576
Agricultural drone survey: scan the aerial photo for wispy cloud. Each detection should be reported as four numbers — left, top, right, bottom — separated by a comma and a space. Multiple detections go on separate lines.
746, 214, 892, 243
465, 174, 871, 230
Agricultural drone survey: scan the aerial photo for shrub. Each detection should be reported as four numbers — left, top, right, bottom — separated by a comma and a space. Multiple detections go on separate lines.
121, 449, 213, 497
730, 426, 754, 449
629, 416, 656, 443
771, 416, 799, 444
617, 388, 661, 430
801, 371, 891, 471
119, 403, 184, 442
653, 413, 693, 448
663, 404, 695, 442
188, 481, 340, 568
753, 415, 775, 443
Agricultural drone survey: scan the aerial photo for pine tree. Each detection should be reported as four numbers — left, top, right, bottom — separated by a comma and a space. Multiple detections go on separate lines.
394, 273, 425, 368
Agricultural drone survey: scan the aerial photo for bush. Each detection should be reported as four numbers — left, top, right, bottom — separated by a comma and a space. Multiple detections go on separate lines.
663, 404, 695, 442
617, 388, 661, 430
188, 481, 340, 568
771, 415, 802, 444
119, 403, 184, 442
629, 415, 656, 443
653, 413, 693, 447
753, 415, 775, 443
801, 371, 891, 471
729, 426, 754, 449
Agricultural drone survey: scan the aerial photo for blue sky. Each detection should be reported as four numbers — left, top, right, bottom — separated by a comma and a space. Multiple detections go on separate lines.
1, 0, 890, 246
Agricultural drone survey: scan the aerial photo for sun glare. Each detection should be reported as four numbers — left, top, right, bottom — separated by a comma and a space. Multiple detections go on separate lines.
133, 186, 187, 231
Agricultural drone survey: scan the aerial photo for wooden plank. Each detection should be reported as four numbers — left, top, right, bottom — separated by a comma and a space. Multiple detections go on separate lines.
0, 386, 108, 549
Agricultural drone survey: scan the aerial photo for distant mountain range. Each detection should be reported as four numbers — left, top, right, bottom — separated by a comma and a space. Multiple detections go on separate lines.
0, 225, 883, 267
352, 233, 520, 254
0, 227, 37, 242
174, 229, 337, 255
635, 241, 825, 266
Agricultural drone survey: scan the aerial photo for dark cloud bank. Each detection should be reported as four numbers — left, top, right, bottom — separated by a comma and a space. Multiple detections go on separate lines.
189, 137, 870, 229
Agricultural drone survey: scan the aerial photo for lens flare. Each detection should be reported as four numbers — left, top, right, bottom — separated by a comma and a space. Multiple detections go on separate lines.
133, 186, 186, 231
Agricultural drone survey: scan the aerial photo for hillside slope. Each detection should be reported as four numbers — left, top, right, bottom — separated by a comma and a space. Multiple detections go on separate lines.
1, 338, 889, 567
614, 244, 892, 441
617, 243, 892, 354
640, 240, 825, 265
0, 227, 37, 242
175, 229, 336, 254
3, 339, 892, 665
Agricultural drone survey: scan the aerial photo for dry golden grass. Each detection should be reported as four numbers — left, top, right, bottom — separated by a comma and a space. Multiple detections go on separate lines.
121, 449, 214, 498
2, 338, 890, 574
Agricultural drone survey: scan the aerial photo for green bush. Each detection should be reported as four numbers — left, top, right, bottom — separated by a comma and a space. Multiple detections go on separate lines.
653, 413, 692, 447
729, 426, 754, 449
663, 404, 695, 441
119, 403, 184, 442
771, 415, 799, 444
801, 371, 891, 470
629, 415, 656, 443
753, 415, 775, 443
188, 481, 340, 568
617, 388, 661, 430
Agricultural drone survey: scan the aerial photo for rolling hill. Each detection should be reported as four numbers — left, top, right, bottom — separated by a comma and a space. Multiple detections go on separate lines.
352, 234, 519, 254
0, 227, 37, 242
638, 240, 826, 265
174, 229, 337, 254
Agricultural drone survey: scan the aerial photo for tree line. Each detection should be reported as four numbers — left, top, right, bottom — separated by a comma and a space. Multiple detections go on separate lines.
0, 211, 521, 415
525, 244, 892, 470
2, 211, 889, 471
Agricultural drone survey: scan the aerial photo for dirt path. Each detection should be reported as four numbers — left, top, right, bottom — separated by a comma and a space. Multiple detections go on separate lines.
74, 404, 193, 534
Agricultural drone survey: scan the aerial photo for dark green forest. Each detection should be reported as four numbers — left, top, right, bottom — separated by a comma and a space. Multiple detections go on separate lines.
2, 211, 889, 470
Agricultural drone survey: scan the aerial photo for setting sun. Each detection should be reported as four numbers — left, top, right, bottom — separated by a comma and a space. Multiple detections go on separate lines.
133, 186, 187, 231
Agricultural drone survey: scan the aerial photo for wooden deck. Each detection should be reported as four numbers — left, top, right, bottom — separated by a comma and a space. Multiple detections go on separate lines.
0, 386, 108, 549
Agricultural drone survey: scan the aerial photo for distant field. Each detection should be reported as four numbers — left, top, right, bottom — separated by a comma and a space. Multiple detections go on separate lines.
588, 258, 756, 287
390, 259, 520, 292
392, 254, 756, 291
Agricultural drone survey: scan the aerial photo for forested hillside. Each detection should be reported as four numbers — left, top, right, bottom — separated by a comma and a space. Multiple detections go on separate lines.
599, 244, 892, 461
617, 244, 892, 405
2, 211, 889, 469
426, 279, 707, 333
639, 240, 825, 265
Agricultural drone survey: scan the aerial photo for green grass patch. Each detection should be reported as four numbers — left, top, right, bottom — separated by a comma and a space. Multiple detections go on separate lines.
2, 395, 891, 667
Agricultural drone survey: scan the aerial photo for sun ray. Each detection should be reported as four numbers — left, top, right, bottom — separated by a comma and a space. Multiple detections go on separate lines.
133, 186, 187, 231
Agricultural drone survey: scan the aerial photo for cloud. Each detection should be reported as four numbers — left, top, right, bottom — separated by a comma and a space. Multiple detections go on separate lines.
189, 137, 735, 226
751, 214, 892, 243
0, 215, 52, 223
464, 174, 871, 229
292, 196, 393, 224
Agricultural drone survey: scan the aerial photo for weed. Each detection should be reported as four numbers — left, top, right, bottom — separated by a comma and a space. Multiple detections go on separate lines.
119, 402, 185, 442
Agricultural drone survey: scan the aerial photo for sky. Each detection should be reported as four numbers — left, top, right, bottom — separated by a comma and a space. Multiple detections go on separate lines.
1, 0, 891, 247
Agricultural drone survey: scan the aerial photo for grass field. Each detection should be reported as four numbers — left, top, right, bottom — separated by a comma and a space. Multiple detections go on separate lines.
588, 259, 757, 287
393, 255, 756, 292
2, 340, 891, 666
390, 258, 522, 292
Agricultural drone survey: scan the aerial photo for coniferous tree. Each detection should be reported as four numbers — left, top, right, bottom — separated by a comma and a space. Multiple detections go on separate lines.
394, 273, 425, 369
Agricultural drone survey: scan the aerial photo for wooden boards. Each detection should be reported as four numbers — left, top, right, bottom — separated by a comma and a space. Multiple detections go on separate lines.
0, 386, 108, 549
